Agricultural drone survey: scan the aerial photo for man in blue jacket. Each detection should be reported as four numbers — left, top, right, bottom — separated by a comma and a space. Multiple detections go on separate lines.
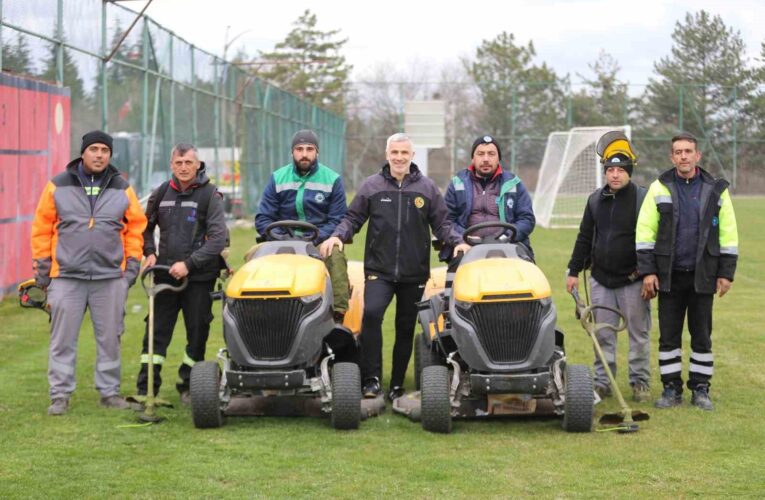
256, 130, 349, 321
442, 135, 535, 269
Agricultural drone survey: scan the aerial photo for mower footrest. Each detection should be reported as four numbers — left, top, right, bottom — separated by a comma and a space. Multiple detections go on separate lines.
470, 372, 549, 395
226, 369, 306, 390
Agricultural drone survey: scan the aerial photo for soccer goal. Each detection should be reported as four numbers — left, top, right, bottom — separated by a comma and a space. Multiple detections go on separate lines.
533, 126, 631, 228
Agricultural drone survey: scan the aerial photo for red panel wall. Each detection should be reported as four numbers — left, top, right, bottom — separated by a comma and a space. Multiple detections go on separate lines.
0, 73, 70, 296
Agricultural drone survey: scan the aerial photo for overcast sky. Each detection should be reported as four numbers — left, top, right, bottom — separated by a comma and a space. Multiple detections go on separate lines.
124, 0, 764, 88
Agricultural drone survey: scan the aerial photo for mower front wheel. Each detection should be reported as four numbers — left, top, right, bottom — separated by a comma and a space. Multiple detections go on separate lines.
421, 365, 452, 433
331, 362, 361, 430
562, 364, 594, 432
190, 361, 224, 429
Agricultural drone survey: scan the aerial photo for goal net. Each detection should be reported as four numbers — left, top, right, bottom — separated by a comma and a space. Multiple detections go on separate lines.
533, 126, 631, 228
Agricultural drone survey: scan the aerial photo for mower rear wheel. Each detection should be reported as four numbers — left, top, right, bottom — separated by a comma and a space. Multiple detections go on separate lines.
421, 365, 452, 433
562, 364, 594, 432
331, 362, 361, 430
414, 333, 442, 391
190, 361, 224, 429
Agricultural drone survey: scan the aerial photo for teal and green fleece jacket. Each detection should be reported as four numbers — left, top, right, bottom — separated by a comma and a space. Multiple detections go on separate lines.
255, 160, 346, 243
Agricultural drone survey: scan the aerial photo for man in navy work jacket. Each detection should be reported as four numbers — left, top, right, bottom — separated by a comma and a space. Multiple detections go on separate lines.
256, 129, 350, 321
320, 133, 469, 402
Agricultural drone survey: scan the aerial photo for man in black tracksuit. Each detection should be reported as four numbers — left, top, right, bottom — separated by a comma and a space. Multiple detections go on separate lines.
566, 134, 651, 402
321, 133, 468, 401
136, 143, 227, 403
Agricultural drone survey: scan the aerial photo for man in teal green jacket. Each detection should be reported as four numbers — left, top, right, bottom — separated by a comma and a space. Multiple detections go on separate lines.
256, 130, 349, 320
636, 132, 738, 411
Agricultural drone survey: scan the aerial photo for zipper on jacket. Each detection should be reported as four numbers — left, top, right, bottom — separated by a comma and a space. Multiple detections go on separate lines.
394, 183, 403, 281
75, 169, 115, 279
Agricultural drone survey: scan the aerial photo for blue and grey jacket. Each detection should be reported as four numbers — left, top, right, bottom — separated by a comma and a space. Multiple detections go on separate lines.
255, 160, 346, 243
441, 166, 535, 260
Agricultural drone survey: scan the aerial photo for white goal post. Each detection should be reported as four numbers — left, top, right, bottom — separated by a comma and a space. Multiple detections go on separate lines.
533, 125, 631, 228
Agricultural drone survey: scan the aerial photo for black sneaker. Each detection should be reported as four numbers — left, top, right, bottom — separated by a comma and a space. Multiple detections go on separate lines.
691, 385, 714, 411
654, 385, 683, 409
387, 386, 405, 402
362, 377, 381, 398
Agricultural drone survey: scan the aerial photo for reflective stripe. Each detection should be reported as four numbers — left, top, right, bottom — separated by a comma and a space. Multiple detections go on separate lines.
50, 359, 75, 376
304, 182, 334, 192
654, 195, 672, 204
690, 352, 714, 362
275, 182, 301, 193
182, 353, 197, 367
720, 246, 738, 255
454, 183, 465, 191
181, 201, 198, 208
159, 201, 175, 208
97, 359, 121, 371
659, 362, 682, 374
140, 354, 166, 364
83, 186, 101, 196
689, 363, 714, 376
636, 242, 655, 250
659, 349, 682, 360
718, 198, 723, 207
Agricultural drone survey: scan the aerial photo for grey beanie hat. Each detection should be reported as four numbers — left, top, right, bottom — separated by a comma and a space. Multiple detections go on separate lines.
291, 129, 319, 150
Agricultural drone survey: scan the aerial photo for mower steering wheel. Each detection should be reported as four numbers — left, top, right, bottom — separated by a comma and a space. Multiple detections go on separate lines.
462, 221, 518, 246
141, 265, 189, 297
265, 220, 320, 242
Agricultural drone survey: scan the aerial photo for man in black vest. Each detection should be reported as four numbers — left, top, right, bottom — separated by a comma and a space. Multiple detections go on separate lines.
135, 143, 227, 404
566, 132, 652, 403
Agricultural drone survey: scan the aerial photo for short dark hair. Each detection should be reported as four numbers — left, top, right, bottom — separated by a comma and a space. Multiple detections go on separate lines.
670, 132, 698, 151
171, 143, 198, 158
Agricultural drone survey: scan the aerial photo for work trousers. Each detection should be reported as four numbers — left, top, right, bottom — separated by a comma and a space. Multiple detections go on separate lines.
325, 246, 350, 314
47, 277, 128, 399
360, 278, 424, 388
658, 270, 714, 391
589, 278, 652, 389
136, 279, 215, 395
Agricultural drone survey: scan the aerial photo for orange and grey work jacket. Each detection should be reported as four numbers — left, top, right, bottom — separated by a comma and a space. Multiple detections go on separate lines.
31, 159, 147, 284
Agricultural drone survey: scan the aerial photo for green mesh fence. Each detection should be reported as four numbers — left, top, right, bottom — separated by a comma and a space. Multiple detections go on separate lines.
0, 0, 346, 214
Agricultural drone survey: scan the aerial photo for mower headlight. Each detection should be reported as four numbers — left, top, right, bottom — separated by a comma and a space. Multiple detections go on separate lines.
300, 292, 321, 304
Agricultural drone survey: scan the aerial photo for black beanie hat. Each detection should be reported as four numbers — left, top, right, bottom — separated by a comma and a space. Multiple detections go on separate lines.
81, 130, 113, 154
291, 129, 319, 150
471, 135, 501, 160
603, 152, 634, 177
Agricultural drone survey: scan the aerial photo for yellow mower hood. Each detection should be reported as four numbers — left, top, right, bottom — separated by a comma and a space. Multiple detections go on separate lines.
226, 254, 326, 299
453, 258, 551, 302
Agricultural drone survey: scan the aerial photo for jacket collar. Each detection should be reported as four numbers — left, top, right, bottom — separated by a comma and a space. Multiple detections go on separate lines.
468, 163, 503, 182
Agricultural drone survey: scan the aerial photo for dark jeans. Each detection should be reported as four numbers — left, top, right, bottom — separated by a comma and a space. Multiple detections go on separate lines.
360, 278, 424, 388
136, 279, 215, 395
658, 270, 714, 391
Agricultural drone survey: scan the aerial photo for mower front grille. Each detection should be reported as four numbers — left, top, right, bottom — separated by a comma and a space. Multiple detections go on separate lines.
458, 300, 545, 364
228, 298, 317, 360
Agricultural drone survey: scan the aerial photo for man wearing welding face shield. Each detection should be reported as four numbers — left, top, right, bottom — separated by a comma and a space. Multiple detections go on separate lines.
566, 131, 652, 403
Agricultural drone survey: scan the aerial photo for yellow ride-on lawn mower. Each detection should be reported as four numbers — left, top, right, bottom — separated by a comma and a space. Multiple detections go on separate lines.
399, 221, 594, 433
189, 221, 365, 430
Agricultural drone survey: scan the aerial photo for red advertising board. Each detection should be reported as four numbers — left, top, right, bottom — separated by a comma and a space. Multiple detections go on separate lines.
0, 73, 70, 296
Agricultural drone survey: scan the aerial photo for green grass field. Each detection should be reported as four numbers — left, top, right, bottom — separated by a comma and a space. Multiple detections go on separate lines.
1, 198, 763, 498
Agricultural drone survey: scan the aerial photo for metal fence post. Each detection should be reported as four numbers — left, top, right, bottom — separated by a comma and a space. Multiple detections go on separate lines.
678, 84, 684, 131
100, 0, 107, 130
190, 44, 197, 144
56, 0, 63, 85
0, 0, 4, 72
169, 35, 174, 145
732, 85, 738, 190
140, 17, 149, 194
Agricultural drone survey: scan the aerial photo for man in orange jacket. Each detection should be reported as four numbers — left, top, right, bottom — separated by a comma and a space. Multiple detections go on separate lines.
32, 130, 147, 416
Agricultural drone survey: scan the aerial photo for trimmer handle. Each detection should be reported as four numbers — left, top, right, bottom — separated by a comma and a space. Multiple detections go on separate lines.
141, 265, 188, 297
569, 286, 628, 333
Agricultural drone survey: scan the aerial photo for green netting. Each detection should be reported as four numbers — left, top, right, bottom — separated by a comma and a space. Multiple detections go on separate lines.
0, 0, 347, 214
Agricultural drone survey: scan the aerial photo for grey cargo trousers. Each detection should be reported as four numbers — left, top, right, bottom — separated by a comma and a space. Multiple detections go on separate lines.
589, 277, 652, 389
47, 277, 128, 399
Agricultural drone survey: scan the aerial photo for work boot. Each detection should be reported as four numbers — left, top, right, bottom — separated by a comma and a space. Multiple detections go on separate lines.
362, 377, 381, 399
100, 395, 138, 410
632, 383, 651, 403
594, 385, 611, 399
47, 398, 69, 416
654, 385, 683, 409
333, 310, 346, 324
180, 391, 192, 406
387, 386, 405, 402
691, 385, 714, 411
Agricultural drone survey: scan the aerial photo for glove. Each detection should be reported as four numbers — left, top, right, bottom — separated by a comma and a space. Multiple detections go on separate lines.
35, 274, 51, 289
124, 258, 140, 287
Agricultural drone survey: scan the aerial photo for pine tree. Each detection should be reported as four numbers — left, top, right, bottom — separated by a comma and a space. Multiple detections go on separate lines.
2, 32, 33, 76
255, 10, 351, 115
